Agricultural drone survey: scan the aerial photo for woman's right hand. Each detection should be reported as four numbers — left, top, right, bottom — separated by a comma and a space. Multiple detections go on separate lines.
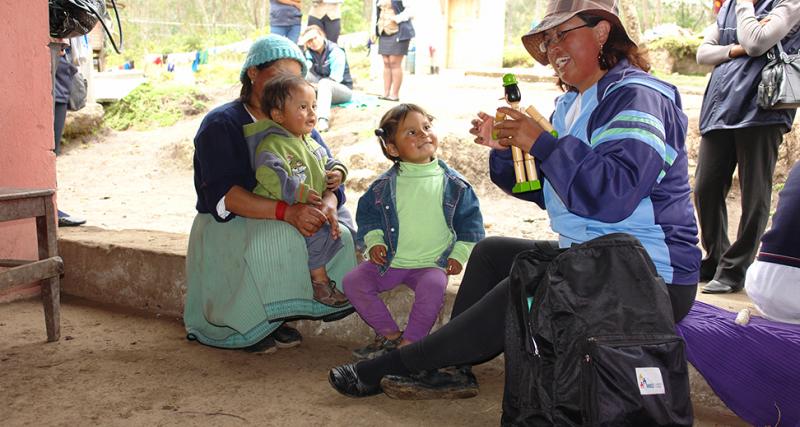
469, 112, 507, 150
284, 203, 328, 237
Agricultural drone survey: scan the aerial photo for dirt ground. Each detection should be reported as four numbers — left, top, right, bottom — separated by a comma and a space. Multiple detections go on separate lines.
4, 70, 788, 425
1, 298, 505, 426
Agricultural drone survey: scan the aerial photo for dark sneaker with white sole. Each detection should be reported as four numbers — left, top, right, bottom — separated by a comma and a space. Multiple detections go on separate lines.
273, 324, 302, 348
243, 336, 278, 354
380, 366, 479, 400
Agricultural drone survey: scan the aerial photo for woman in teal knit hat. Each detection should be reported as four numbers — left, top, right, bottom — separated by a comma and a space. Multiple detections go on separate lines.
184, 35, 356, 353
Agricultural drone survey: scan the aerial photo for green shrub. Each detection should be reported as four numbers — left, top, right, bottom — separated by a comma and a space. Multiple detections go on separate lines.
104, 82, 209, 131
649, 35, 703, 61
503, 44, 534, 68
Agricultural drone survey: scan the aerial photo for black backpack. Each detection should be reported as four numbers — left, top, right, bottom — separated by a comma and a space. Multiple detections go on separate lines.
502, 233, 692, 426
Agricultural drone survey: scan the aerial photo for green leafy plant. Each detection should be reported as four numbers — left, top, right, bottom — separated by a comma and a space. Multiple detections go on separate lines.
649, 35, 703, 61
104, 83, 209, 131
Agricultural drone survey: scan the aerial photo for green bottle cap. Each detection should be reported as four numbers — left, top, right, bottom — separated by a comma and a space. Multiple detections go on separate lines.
502, 73, 518, 87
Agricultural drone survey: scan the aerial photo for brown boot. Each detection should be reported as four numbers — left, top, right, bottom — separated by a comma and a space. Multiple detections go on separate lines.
312, 280, 349, 307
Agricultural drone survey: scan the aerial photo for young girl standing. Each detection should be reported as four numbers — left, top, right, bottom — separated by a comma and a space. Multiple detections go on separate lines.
344, 103, 485, 360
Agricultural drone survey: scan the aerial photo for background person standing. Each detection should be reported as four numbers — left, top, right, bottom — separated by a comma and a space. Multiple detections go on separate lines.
694, 0, 800, 294
375, 0, 414, 101
270, 0, 303, 43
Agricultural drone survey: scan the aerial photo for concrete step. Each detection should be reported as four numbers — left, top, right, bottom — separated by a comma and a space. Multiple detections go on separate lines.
57, 226, 746, 424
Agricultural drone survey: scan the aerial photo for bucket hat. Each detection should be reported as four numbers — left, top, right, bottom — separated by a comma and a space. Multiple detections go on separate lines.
522, 0, 635, 65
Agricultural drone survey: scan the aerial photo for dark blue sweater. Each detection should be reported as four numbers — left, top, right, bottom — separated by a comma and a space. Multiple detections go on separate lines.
758, 161, 800, 268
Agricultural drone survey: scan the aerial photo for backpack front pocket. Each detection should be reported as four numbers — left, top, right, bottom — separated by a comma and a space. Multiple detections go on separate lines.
581, 334, 693, 427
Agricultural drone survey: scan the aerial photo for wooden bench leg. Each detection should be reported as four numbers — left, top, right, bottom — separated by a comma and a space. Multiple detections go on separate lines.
41, 276, 60, 342
37, 197, 60, 342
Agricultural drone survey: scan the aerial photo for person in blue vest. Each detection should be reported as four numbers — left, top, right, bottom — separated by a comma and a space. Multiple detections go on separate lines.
695, 0, 800, 294
269, 0, 302, 43
375, 0, 414, 101
299, 25, 353, 132
328, 0, 701, 399
745, 160, 800, 324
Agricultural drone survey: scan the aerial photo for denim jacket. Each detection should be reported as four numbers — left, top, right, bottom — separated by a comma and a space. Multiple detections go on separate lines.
356, 160, 485, 274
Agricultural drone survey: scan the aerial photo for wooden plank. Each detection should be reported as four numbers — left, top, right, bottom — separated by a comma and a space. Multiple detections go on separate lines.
0, 257, 63, 292
0, 259, 32, 268
0, 197, 46, 222
0, 188, 54, 201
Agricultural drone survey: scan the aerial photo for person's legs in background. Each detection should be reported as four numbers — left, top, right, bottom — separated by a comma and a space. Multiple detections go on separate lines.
314, 77, 352, 132
709, 125, 783, 292
694, 130, 736, 287
387, 54, 404, 100
271, 24, 301, 44
53, 102, 68, 156
381, 54, 392, 99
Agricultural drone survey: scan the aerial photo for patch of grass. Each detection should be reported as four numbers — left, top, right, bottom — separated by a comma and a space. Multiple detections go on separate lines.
104, 82, 209, 131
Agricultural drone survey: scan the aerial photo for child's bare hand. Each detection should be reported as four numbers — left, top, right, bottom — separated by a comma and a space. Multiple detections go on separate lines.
446, 258, 463, 275
369, 245, 387, 265
306, 189, 323, 206
326, 170, 344, 190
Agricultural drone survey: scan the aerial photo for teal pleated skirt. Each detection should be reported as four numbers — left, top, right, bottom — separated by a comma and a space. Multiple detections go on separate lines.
183, 214, 356, 348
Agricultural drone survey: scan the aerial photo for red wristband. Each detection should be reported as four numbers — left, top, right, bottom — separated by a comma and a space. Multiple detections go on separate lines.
275, 201, 288, 221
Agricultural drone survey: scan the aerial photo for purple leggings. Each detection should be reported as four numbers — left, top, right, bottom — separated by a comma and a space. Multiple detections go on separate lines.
342, 262, 447, 342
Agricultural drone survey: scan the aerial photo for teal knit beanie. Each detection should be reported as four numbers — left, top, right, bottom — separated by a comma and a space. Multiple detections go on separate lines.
239, 35, 307, 84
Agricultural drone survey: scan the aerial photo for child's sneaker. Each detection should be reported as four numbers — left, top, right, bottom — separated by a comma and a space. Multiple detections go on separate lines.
312, 280, 349, 307
352, 334, 402, 360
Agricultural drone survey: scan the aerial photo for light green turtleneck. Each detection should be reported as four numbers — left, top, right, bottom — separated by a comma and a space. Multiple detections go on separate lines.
364, 160, 474, 269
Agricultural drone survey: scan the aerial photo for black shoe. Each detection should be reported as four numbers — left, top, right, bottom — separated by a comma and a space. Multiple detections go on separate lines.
328, 363, 382, 397
380, 366, 479, 400
701, 279, 742, 294
273, 324, 302, 349
243, 336, 277, 354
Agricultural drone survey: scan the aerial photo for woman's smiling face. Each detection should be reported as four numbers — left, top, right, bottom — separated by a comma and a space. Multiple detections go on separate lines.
544, 16, 610, 93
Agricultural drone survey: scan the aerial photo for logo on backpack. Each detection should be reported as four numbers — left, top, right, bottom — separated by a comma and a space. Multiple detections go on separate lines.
636, 367, 666, 395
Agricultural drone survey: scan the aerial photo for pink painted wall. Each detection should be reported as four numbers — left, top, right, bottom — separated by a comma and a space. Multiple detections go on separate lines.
0, 2, 58, 260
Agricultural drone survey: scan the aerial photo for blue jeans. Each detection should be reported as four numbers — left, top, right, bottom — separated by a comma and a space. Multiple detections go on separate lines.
270, 24, 301, 44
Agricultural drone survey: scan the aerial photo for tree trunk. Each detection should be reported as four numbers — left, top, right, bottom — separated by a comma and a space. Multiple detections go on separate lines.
619, 0, 642, 46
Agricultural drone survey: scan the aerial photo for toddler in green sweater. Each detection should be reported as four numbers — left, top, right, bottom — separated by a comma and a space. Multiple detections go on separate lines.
244, 74, 348, 307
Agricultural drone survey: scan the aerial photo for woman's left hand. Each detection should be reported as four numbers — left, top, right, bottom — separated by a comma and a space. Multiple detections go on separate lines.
491, 107, 545, 154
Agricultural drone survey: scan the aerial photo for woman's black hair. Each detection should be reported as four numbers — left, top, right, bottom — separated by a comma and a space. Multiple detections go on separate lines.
375, 103, 434, 163
260, 74, 314, 120
238, 59, 278, 102
555, 12, 651, 92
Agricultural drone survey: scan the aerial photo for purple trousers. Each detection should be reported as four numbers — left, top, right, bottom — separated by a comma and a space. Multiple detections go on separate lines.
342, 262, 448, 342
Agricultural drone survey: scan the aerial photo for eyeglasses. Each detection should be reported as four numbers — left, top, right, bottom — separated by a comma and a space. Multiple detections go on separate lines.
538, 23, 595, 53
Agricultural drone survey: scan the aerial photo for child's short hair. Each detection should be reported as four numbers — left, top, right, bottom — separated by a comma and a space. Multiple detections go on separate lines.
375, 103, 434, 162
260, 74, 314, 120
